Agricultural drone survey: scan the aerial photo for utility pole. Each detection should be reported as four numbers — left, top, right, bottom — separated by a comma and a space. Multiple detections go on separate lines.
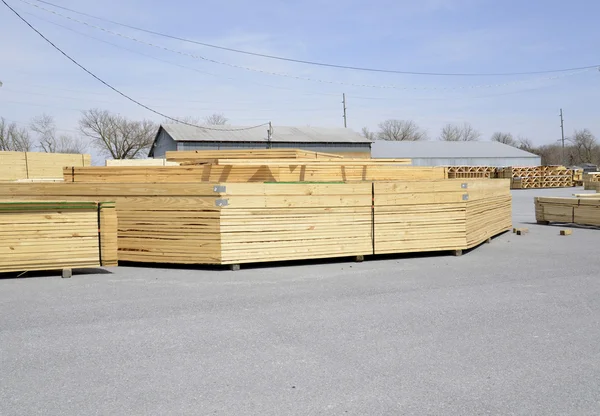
342, 93, 347, 128
559, 109, 565, 165
267, 121, 273, 149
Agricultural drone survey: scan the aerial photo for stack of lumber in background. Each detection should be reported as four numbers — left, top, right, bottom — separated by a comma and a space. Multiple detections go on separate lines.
497, 166, 574, 189
535, 193, 600, 226
165, 149, 346, 163
0, 201, 117, 273
0, 151, 91, 182
0, 179, 512, 266
583, 172, 600, 190
572, 169, 584, 186
63, 160, 446, 183
446, 166, 498, 179
374, 179, 511, 255
106, 159, 180, 166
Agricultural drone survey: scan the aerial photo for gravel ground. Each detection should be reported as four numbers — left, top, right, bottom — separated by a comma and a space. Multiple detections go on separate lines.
1, 188, 599, 415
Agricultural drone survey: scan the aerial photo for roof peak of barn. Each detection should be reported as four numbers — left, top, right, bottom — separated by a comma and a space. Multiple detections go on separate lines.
158, 124, 372, 144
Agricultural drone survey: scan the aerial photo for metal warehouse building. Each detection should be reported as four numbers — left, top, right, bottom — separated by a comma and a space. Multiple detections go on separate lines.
371, 141, 541, 167
149, 124, 372, 158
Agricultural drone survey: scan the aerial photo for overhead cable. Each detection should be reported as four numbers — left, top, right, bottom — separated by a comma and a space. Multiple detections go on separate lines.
24, 0, 600, 77
2, 0, 270, 132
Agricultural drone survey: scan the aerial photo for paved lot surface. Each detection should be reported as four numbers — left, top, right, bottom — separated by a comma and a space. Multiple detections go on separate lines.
1, 188, 599, 415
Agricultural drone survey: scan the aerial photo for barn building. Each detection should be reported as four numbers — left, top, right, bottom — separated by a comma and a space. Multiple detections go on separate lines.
371, 141, 541, 167
149, 124, 372, 158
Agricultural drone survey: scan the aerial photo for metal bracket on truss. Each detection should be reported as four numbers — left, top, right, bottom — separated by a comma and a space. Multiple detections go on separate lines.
213, 185, 226, 193
461, 183, 468, 189
215, 199, 229, 207
462, 194, 469, 201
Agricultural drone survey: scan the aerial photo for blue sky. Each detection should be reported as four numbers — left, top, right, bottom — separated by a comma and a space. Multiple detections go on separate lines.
1, 0, 599, 161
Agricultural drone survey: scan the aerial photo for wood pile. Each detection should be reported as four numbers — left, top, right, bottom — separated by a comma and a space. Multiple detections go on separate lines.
106, 159, 180, 166
0, 151, 91, 181
573, 169, 584, 186
165, 149, 347, 163
583, 172, 600, 190
535, 194, 600, 226
0, 179, 512, 266
63, 163, 443, 183
0, 201, 117, 273
446, 166, 498, 179
497, 166, 574, 189
374, 179, 511, 254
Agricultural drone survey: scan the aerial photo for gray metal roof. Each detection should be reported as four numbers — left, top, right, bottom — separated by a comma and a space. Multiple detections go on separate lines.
159, 124, 372, 144
371, 140, 539, 159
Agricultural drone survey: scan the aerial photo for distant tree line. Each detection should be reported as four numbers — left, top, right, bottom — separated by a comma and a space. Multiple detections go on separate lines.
0, 111, 228, 159
362, 119, 600, 166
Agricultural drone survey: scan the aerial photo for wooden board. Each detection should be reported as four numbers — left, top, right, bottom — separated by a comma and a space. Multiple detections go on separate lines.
0, 201, 117, 273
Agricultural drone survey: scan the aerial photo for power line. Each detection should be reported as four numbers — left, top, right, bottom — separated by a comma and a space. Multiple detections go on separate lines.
23, 0, 600, 77
18, 9, 341, 99
2, 0, 270, 132
18, 0, 594, 91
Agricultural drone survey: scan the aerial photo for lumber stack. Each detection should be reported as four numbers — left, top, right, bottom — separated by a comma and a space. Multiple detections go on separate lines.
573, 169, 584, 186
0, 151, 91, 181
497, 166, 574, 189
535, 195, 600, 226
165, 149, 346, 163
0, 201, 117, 273
106, 159, 180, 166
374, 179, 512, 254
583, 172, 600, 190
217, 183, 373, 264
63, 164, 443, 183
447, 166, 497, 179
0, 179, 512, 266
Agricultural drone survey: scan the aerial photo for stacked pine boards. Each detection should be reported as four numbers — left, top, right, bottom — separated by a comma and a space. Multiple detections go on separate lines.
535, 193, 600, 227
0, 201, 117, 273
0, 151, 91, 181
0, 149, 513, 268
583, 172, 600, 190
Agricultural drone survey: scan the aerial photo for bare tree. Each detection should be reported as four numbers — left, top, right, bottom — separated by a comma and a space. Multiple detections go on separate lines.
439, 122, 480, 141
377, 119, 427, 141
164, 116, 202, 125
517, 136, 535, 153
491, 132, 517, 146
361, 127, 376, 141
569, 129, 597, 164
79, 109, 157, 159
204, 113, 228, 125
31, 114, 87, 153
0, 117, 33, 151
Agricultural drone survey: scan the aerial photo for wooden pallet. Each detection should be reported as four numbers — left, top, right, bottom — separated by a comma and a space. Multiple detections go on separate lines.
535, 194, 600, 226
446, 166, 498, 179
497, 166, 574, 189
0, 201, 117, 273
0, 180, 512, 266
